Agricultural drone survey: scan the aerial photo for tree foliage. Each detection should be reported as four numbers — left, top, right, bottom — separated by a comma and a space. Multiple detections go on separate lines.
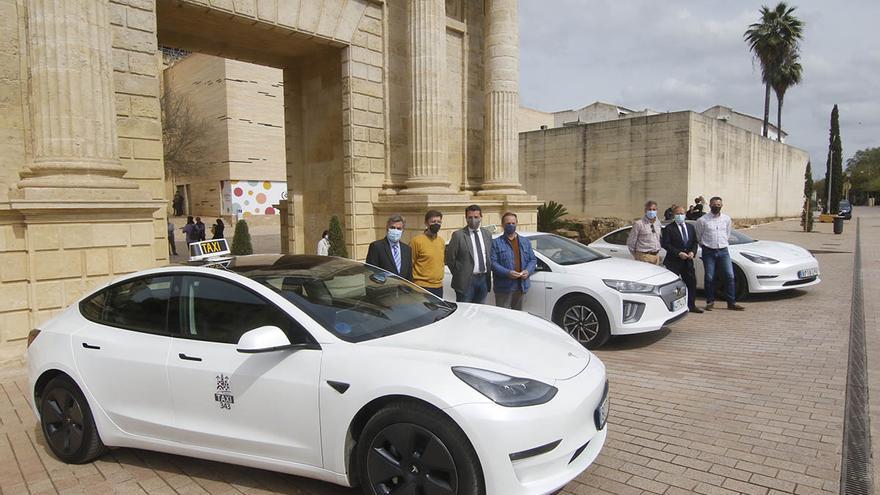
161, 92, 209, 179
846, 147, 880, 204
328, 215, 348, 258
231, 219, 253, 255
744, 2, 804, 138
825, 105, 844, 212
537, 201, 569, 233
801, 162, 814, 232
769, 49, 803, 141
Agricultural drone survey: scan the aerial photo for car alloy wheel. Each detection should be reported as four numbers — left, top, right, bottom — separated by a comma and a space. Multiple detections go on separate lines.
367, 423, 458, 494
43, 387, 85, 456
563, 305, 599, 344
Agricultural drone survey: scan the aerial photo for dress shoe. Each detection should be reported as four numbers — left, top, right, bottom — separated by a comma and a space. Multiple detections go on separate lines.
727, 303, 745, 311
705, 302, 714, 311
689, 307, 704, 314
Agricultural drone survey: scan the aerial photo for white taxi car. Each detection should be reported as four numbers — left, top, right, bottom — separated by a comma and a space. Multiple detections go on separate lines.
589, 223, 820, 300
27, 244, 609, 495
443, 233, 688, 349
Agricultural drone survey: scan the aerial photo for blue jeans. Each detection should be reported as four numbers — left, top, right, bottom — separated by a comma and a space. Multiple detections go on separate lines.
456, 273, 489, 304
702, 246, 735, 304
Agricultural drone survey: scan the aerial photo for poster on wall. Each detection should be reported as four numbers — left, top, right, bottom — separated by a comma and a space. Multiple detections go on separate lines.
221, 180, 288, 216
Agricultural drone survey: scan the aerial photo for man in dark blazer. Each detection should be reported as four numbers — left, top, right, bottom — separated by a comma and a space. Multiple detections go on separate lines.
366, 214, 413, 281
445, 205, 493, 303
661, 206, 703, 313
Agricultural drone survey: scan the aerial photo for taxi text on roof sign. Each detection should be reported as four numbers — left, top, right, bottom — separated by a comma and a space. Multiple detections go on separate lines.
188, 238, 231, 263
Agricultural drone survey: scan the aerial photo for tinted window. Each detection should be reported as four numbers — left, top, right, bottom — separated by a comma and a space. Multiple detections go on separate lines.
532, 235, 607, 265
604, 228, 630, 245
83, 276, 174, 334
180, 275, 300, 344
728, 229, 756, 245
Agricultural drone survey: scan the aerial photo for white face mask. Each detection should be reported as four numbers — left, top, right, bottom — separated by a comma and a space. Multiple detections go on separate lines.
674, 214, 686, 224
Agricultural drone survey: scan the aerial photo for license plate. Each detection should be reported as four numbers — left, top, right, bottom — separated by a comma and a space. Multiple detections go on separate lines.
673, 296, 687, 311
798, 267, 819, 279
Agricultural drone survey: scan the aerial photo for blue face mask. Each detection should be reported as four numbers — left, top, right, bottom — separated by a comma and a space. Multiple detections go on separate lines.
504, 223, 517, 235
646, 210, 657, 220
387, 228, 402, 243
674, 214, 686, 224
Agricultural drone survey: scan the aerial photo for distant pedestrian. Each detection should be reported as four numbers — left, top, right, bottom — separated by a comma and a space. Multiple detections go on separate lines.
211, 219, 225, 239
446, 205, 493, 303
182, 216, 198, 245
195, 217, 206, 241
663, 204, 677, 221
627, 200, 662, 265
491, 212, 536, 310
366, 215, 413, 281
167, 221, 178, 256
661, 206, 701, 313
317, 230, 331, 256
172, 191, 184, 216
687, 196, 705, 220
411, 210, 445, 298
695, 196, 744, 311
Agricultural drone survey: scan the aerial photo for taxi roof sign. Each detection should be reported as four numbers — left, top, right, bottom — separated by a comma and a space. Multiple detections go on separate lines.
188, 239, 232, 263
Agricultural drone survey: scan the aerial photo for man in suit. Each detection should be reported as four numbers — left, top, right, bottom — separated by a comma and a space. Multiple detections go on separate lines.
661, 205, 703, 313
445, 204, 493, 303
366, 214, 413, 281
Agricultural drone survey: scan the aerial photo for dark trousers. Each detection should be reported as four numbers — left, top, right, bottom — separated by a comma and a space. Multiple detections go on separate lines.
667, 261, 697, 309
455, 273, 489, 304
422, 286, 444, 299
702, 246, 735, 304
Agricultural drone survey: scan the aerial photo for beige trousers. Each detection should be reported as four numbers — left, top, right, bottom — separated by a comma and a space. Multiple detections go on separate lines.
634, 252, 661, 265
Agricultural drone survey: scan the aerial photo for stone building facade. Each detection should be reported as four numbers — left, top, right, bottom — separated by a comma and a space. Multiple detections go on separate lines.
0, 0, 537, 348
519, 111, 809, 221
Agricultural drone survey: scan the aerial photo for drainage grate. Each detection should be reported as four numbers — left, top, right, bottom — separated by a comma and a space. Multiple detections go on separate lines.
840, 217, 873, 495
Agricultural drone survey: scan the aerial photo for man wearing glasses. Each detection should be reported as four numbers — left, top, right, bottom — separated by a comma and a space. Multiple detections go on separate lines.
366, 214, 413, 282
627, 200, 663, 265
490, 212, 536, 310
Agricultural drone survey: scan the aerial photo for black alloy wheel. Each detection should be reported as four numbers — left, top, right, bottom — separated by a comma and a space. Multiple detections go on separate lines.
555, 296, 610, 350
357, 402, 482, 495
713, 266, 748, 302
40, 376, 106, 464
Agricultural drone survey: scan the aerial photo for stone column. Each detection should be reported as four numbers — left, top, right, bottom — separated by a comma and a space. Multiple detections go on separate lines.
402, 0, 450, 194
479, 0, 525, 195
14, 0, 143, 201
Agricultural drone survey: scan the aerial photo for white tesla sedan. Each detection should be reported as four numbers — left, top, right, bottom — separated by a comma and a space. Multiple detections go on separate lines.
443, 233, 688, 349
27, 254, 609, 495
589, 223, 820, 300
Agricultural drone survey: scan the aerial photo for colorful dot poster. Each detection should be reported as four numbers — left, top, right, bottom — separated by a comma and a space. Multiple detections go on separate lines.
221, 180, 288, 216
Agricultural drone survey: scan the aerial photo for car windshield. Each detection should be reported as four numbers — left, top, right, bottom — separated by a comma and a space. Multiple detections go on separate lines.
531, 234, 608, 265
729, 229, 756, 245
839, 200, 851, 208
235, 257, 456, 343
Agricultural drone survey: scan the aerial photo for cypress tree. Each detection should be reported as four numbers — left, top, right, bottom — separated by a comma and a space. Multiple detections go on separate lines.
801, 161, 814, 232
231, 219, 253, 255
829, 105, 844, 212
328, 215, 348, 258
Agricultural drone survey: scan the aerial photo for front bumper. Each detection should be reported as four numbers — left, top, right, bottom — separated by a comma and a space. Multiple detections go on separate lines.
744, 258, 821, 293
445, 356, 608, 495
603, 280, 689, 336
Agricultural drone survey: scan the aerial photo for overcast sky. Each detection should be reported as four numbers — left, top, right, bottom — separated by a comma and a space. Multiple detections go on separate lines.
519, 0, 879, 174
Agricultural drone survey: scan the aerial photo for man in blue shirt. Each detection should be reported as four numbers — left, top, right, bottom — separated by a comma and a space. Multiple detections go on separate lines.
490, 212, 536, 310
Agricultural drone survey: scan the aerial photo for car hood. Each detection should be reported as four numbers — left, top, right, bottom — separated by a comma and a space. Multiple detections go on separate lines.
369, 304, 590, 381
562, 256, 678, 284
736, 240, 813, 261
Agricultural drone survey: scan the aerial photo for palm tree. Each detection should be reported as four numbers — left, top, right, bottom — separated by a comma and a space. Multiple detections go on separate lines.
769, 49, 803, 141
743, 2, 804, 138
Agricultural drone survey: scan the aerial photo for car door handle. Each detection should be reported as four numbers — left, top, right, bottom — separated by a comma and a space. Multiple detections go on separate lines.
545, 286, 553, 289
178, 353, 202, 362
609, 249, 619, 253
81, 343, 101, 350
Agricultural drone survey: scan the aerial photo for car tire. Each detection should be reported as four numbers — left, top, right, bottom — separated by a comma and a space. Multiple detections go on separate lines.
713, 266, 748, 302
39, 375, 106, 464
553, 295, 610, 350
357, 401, 483, 495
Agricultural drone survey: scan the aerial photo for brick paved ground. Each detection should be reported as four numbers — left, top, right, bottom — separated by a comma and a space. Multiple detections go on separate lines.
0, 213, 869, 495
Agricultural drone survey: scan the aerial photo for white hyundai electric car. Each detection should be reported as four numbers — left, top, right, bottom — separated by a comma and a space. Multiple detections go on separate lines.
443, 233, 689, 349
28, 249, 609, 495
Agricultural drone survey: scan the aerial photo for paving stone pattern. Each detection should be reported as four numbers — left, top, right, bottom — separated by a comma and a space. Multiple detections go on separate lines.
0, 214, 866, 494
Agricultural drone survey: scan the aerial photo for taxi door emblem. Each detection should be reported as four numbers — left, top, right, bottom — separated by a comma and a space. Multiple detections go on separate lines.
214, 374, 235, 410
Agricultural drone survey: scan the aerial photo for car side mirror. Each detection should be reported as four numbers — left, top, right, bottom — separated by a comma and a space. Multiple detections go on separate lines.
236, 326, 294, 353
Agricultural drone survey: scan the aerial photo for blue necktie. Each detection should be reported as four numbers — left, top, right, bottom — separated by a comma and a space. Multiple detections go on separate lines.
391, 242, 401, 273
680, 224, 688, 244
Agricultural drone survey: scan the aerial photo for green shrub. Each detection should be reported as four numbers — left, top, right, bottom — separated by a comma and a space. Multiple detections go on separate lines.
537, 201, 569, 232
231, 219, 253, 255
328, 215, 348, 258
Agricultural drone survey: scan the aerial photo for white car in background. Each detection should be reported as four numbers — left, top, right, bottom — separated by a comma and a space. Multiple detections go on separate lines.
28, 250, 609, 495
443, 233, 689, 349
589, 222, 820, 300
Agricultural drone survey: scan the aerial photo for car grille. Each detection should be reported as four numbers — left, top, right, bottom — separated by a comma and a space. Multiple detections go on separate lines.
658, 280, 688, 310
783, 276, 817, 286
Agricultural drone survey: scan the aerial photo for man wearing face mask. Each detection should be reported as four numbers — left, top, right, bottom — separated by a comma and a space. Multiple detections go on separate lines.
366, 214, 413, 281
491, 212, 536, 310
695, 196, 745, 311
445, 205, 493, 303
411, 210, 446, 298
627, 200, 663, 265
662, 205, 702, 313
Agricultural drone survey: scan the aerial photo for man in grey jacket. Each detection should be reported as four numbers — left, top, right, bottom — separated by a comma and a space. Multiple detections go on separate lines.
445, 204, 493, 303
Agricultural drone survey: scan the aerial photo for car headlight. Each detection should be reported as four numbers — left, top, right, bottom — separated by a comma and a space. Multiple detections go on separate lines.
741, 252, 779, 264
452, 367, 557, 407
603, 279, 656, 293
594, 380, 610, 430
